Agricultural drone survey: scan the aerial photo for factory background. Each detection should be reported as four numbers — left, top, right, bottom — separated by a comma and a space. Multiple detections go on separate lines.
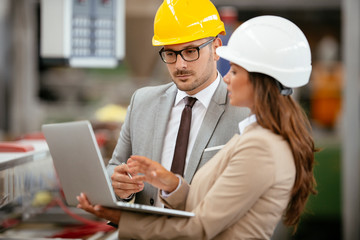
0, 0, 359, 239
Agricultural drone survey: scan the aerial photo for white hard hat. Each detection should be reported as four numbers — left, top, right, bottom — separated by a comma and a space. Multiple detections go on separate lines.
216, 15, 312, 88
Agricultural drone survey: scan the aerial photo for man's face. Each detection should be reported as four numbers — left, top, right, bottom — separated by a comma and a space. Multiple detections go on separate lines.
163, 38, 221, 95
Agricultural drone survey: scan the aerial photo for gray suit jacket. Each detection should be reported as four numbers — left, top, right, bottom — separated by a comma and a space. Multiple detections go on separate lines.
107, 78, 249, 205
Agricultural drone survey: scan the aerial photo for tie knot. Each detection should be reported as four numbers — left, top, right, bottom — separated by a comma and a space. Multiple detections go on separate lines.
185, 97, 197, 108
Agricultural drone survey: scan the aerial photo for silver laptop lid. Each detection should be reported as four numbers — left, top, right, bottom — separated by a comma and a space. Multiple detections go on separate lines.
42, 120, 118, 207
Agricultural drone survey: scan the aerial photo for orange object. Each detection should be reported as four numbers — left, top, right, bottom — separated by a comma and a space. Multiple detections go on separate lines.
310, 63, 343, 128
95, 132, 108, 148
0, 142, 35, 152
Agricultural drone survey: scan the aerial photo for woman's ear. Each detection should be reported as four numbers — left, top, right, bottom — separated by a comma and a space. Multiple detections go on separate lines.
213, 37, 223, 61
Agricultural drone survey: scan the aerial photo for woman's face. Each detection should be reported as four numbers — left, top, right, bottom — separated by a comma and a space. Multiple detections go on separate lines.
223, 63, 254, 110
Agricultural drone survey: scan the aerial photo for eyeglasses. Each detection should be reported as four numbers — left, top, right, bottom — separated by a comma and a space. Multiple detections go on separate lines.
159, 38, 215, 64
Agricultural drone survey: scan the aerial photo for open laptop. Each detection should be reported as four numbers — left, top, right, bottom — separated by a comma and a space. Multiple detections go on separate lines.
42, 120, 194, 217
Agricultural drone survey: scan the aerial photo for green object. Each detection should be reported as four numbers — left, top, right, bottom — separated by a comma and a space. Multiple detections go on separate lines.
304, 143, 341, 218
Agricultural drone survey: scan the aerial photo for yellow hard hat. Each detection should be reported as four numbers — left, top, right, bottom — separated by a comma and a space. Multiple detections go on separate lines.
152, 0, 226, 46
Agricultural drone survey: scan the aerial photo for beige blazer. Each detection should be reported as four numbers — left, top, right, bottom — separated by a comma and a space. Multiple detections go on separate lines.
117, 123, 296, 240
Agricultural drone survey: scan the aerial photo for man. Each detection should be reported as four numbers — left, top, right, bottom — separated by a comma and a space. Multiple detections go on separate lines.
106, 0, 249, 206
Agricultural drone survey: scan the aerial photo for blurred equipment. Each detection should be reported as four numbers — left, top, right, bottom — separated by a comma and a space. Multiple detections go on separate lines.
40, 0, 125, 68
218, 6, 239, 76
310, 36, 343, 129
95, 104, 127, 123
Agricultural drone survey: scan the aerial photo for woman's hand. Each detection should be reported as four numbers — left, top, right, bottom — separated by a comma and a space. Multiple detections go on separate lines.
127, 155, 179, 193
77, 193, 121, 224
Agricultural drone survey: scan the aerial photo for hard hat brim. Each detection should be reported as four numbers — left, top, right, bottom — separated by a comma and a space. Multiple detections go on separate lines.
152, 30, 226, 46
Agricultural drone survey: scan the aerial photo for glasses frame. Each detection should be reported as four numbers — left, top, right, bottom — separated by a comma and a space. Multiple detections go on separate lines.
159, 38, 216, 64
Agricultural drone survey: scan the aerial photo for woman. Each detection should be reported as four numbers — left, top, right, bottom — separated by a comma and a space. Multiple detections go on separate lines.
78, 15, 317, 239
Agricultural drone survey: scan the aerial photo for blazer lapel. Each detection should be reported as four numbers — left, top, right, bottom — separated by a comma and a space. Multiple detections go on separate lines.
152, 84, 177, 163
184, 79, 228, 182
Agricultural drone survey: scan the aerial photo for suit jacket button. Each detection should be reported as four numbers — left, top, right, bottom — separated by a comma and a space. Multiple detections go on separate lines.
150, 198, 154, 205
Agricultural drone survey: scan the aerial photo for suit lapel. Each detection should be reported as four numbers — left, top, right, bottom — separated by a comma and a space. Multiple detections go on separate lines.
184, 79, 228, 182
152, 84, 177, 163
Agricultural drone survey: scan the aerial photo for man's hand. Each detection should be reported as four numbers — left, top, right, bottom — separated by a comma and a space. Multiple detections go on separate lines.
127, 155, 179, 193
111, 163, 144, 199
77, 192, 121, 224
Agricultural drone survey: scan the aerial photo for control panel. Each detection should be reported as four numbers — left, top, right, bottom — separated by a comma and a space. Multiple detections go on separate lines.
41, 0, 125, 68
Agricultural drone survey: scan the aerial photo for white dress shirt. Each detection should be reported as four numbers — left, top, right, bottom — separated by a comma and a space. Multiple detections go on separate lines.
157, 73, 220, 206
160, 73, 221, 173
238, 114, 257, 135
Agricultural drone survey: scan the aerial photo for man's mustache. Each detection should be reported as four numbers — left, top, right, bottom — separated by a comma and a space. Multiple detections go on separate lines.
173, 70, 195, 76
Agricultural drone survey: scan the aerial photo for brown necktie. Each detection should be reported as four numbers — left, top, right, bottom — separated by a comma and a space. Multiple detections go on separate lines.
171, 96, 197, 176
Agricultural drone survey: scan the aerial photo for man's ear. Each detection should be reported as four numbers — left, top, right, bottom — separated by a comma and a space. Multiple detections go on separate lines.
213, 37, 223, 61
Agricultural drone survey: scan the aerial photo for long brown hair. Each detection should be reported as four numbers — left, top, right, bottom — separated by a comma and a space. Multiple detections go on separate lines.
249, 72, 317, 232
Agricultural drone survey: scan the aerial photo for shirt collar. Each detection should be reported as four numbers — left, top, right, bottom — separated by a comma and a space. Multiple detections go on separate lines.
175, 72, 221, 108
238, 114, 257, 135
